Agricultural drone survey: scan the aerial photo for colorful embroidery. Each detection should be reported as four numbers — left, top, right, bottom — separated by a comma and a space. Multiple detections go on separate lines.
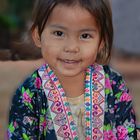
84, 65, 105, 140
38, 64, 105, 139
39, 64, 78, 140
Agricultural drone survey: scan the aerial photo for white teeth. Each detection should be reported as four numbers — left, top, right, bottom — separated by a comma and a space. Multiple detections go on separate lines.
62, 59, 78, 63
59, 58, 80, 63
64, 60, 76, 63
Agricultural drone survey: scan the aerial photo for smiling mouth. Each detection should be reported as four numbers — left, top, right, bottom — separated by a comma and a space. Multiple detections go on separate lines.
58, 58, 81, 64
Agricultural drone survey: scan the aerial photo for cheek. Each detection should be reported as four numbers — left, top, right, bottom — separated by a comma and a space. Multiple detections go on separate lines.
42, 34, 65, 47
83, 48, 98, 60
41, 44, 60, 60
41, 47, 53, 58
82, 48, 99, 65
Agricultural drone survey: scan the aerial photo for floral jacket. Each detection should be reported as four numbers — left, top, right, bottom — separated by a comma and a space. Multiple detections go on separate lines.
7, 64, 137, 140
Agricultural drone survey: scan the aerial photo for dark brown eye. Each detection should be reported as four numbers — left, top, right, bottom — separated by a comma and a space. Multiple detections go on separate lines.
80, 33, 92, 39
53, 31, 64, 37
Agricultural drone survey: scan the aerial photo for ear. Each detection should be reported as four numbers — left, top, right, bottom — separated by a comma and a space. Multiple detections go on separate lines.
98, 40, 105, 52
32, 28, 41, 48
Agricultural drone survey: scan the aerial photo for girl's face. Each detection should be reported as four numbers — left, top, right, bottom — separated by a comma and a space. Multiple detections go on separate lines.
33, 4, 104, 78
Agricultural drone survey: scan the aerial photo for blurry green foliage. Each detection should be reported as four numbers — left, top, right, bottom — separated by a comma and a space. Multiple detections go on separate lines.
0, 0, 34, 31
0, 14, 19, 30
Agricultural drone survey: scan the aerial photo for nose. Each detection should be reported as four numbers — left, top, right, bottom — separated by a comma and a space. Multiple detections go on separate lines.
63, 37, 80, 53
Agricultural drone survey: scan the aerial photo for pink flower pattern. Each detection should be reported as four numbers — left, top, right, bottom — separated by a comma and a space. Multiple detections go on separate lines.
23, 92, 31, 103
35, 77, 42, 89
120, 92, 132, 102
104, 130, 117, 140
105, 78, 112, 89
117, 126, 128, 140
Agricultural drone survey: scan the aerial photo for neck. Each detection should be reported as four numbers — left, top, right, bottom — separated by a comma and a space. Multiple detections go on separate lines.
57, 72, 85, 98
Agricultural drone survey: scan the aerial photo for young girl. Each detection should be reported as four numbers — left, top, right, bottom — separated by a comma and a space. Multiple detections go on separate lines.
8, 0, 137, 139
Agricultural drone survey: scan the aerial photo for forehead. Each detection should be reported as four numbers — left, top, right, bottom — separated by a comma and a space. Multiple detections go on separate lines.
46, 4, 98, 29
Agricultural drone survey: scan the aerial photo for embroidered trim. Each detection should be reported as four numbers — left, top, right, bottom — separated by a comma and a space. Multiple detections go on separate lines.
39, 65, 78, 140
84, 65, 105, 140
38, 64, 105, 140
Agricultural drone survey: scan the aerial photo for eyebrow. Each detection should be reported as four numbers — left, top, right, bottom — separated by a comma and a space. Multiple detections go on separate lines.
80, 28, 97, 33
48, 24, 97, 32
48, 24, 67, 30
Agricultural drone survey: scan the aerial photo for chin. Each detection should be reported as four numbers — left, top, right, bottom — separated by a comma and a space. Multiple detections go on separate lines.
58, 69, 84, 78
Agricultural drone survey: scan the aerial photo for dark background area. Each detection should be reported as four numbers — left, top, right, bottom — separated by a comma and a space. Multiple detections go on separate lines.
0, 0, 41, 60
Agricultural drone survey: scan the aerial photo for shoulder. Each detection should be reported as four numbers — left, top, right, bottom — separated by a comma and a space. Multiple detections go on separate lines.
20, 69, 42, 90
103, 65, 132, 103
95, 64, 125, 89
11, 69, 43, 107
103, 65, 125, 85
103, 65, 122, 79
10, 68, 47, 116
103, 65, 129, 96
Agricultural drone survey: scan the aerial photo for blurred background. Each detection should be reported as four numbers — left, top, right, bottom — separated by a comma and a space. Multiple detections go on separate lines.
0, 0, 140, 139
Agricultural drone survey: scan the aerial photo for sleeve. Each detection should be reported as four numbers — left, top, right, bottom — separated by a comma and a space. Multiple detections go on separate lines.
112, 71, 137, 139
7, 75, 40, 140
